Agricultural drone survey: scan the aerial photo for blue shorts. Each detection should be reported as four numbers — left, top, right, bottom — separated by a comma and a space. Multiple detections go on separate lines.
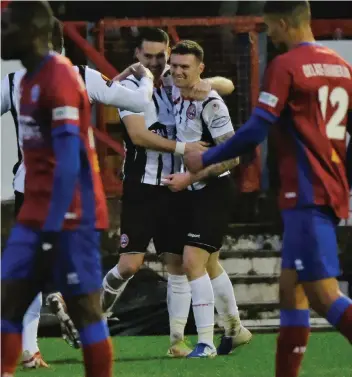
281, 206, 340, 282
1, 224, 102, 297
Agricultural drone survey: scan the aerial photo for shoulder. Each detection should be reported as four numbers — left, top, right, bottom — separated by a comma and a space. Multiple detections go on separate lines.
200, 91, 226, 111
120, 74, 141, 89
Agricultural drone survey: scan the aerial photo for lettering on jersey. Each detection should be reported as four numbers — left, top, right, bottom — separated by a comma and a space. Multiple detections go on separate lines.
19, 115, 43, 143
186, 103, 197, 120
30, 84, 40, 103
53, 106, 79, 121
258, 91, 279, 108
120, 234, 129, 248
302, 64, 351, 79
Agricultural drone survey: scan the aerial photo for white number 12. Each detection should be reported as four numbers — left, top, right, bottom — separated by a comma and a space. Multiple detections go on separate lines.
318, 85, 348, 140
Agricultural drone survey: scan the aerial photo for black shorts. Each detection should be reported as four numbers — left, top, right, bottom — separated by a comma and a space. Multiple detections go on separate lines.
182, 176, 235, 253
14, 191, 24, 218
119, 182, 185, 255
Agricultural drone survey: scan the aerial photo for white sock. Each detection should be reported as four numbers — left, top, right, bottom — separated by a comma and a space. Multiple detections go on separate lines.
22, 293, 42, 354
211, 271, 240, 336
103, 265, 131, 294
167, 274, 191, 344
189, 274, 215, 347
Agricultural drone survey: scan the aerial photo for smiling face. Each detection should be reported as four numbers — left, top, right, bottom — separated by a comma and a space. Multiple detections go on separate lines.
170, 53, 204, 89
135, 40, 169, 80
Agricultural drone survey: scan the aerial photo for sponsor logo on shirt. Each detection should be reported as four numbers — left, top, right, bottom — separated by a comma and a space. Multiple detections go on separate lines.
186, 103, 196, 120
258, 91, 278, 108
52, 106, 79, 121
31, 84, 40, 103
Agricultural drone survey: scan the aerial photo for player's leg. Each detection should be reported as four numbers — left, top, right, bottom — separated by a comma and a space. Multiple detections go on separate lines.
22, 293, 49, 368
46, 291, 81, 349
275, 208, 316, 377
54, 229, 113, 377
1, 224, 44, 376
13, 191, 48, 367
101, 185, 156, 316
299, 207, 352, 344
156, 190, 192, 357
206, 252, 252, 354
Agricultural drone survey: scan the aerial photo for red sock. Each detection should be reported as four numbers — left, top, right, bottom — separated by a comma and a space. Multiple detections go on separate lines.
1, 332, 22, 375
276, 327, 310, 377
82, 337, 113, 377
337, 304, 352, 344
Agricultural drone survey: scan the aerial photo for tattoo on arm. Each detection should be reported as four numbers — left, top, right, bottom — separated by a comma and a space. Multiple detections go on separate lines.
189, 131, 239, 183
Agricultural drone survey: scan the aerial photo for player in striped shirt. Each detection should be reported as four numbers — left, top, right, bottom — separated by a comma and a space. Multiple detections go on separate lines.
100, 28, 237, 357
162, 40, 252, 357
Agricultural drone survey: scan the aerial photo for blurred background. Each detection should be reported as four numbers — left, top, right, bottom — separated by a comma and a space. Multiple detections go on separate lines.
1, 1, 351, 337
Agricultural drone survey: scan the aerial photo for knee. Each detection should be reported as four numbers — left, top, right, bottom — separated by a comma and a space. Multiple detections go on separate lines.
164, 253, 184, 275
118, 256, 144, 279
183, 253, 206, 279
206, 259, 222, 280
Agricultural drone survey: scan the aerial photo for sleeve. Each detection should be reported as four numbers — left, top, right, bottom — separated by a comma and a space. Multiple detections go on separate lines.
1, 74, 11, 115
202, 98, 234, 139
50, 65, 82, 137
43, 64, 81, 231
253, 56, 292, 123
85, 67, 153, 112
118, 78, 145, 119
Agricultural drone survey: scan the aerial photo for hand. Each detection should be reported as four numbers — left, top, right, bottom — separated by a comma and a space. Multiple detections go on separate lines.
162, 173, 192, 192
130, 63, 154, 81
185, 141, 209, 154
188, 79, 211, 101
184, 150, 204, 173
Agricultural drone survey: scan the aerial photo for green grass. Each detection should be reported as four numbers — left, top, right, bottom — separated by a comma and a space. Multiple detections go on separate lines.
17, 333, 351, 377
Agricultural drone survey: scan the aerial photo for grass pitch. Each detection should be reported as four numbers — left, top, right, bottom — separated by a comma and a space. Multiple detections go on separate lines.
16, 332, 351, 377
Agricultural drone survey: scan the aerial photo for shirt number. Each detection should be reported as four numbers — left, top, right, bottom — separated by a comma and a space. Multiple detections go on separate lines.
318, 85, 348, 140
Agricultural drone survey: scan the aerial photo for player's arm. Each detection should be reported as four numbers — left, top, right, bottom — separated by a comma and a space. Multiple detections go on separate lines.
204, 76, 235, 96
123, 113, 178, 153
1, 74, 11, 115
188, 100, 239, 183
42, 68, 81, 232
347, 110, 352, 188
198, 57, 291, 169
84, 66, 153, 112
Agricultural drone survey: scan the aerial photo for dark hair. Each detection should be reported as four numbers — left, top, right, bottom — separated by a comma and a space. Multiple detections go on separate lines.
52, 17, 64, 53
10, 1, 53, 27
264, 1, 311, 26
171, 40, 204, 62
137, 27, 169, 48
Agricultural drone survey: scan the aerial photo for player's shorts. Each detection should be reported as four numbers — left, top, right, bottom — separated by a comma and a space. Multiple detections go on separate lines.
1, 223, 102, 297
119, 182, 185, 255
182, 176, 235, 253
281, 206, 340, 282
14, 190, 24, 218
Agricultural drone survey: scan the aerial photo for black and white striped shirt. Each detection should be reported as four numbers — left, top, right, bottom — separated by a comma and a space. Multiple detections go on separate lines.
119, 68, 181, 185
173, 86, 233, 190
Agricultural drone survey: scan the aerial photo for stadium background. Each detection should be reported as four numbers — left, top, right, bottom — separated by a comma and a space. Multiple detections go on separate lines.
1, 0, 351, 367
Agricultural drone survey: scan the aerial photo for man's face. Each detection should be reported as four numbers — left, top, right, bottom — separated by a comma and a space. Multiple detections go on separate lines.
135, 41, 169, 79
1, 7, 29, 60
264, 15, 289, 51
170, 53, 204, 89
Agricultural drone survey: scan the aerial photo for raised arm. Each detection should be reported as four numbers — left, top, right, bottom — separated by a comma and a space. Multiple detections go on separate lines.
84, 66, 154, 112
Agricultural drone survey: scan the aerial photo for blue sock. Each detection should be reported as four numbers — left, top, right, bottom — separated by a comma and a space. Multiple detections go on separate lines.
326, 296, 352, 327
79, 320, 109, 346
1, 319, 23, 334
280, 309, 310, 327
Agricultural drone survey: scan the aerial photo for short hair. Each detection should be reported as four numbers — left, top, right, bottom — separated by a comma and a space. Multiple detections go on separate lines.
137, 27, 169, 48
10, 1, 54, 29
171, 40, 204, 62
263, 1, 311, 27
52, 17, 64, 53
